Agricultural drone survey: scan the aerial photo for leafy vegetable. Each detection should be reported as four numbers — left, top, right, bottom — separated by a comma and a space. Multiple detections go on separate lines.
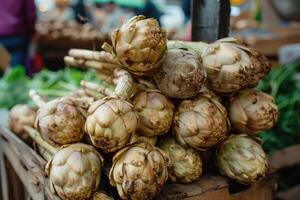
257, 58, 300, 191
0, 67, 104, 109
257, 59, 300, 153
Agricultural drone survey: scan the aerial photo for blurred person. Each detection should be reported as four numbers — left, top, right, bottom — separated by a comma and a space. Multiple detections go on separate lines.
0, 0, 36, 67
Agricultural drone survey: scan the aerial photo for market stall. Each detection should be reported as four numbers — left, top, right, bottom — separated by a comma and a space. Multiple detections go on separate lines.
1, 0, 300, 200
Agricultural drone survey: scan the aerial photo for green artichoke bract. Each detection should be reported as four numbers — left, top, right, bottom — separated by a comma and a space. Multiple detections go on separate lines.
9, 104, 37, 142
228, 89, 279, 135
85, 96, 137, 153
35, 97, 85, 146
159, 137, 202, 183
173, 93, 230, 150
132, 90, 174, 136
46, 143, 104, 200
111, 15, 167, 76
216, 134, 268, 184
109, 143, 169, 200
201, 38, 271, 95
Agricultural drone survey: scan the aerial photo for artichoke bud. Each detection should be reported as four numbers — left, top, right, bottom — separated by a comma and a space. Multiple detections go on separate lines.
228, 89, 279, 134
109, 143, 169, 200
248, 49, 271, 87
9, 104, 37, 142
132, 90, 174, 136
35, 97, 85, 146
201, 37, 270, 94
159, 137, 202, 183
154, 48, 206, 98
216, 134, 268, 184
46, 143, 104, 200
111, 15, 167, 76
85, 96, 137, 153
173, 94, 230, 150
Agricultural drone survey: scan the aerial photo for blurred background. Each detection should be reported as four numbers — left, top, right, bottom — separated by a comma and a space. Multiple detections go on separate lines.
1, 0, 300, 71
0, 0, 300, 199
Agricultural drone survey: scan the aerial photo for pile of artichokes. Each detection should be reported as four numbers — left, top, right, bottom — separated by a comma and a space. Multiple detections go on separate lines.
8, 15, 279, 200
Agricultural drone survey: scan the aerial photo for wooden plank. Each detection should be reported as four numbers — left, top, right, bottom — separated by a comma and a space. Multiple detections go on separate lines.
230, 174, 276, 200
0, 122, 60, 200
269, 144, 300, 170
277, 184, 300, 200
5, 157, 26, 200
158, 178, 229, 200
1, 137, 46, 200
0, 139, 9, 200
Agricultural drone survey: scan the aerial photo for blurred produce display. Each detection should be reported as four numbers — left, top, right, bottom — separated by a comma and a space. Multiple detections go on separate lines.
35, 20, 111, 68
36, 20, 110, 49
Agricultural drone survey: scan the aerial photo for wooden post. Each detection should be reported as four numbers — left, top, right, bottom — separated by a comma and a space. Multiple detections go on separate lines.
191, 0, 231, 42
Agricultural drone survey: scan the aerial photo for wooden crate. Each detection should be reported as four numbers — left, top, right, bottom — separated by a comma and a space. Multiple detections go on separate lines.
0, 110, 276, 200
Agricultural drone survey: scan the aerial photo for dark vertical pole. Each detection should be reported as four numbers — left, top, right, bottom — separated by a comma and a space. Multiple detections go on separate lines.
191, 0, 231, 42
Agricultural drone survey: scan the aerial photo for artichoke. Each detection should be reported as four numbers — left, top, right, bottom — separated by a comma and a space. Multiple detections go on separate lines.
173, 93, 229, 150
216, 134, 268, 184
228, 89, 279, 134
111, 15, 167, 75
201, 37, 270, 94
85, 96, 137, 153
129, 132, 157, 145
109, 143, 169, 200
248, 49, 271, 87
154, 48, 206, 98
132, 90, 174, 136
9, 104, 37, 142
91, 191, 114, 200
159, 137, 202, 183
35, 97, 85, 146
46, 143, 104, 200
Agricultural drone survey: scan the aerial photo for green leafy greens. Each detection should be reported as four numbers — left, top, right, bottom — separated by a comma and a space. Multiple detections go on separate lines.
0, 67, 104, 109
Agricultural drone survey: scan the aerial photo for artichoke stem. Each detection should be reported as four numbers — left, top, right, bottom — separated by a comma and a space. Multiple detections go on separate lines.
136, 78, 157, 90
37, 145, 53, 161
183, 41, 209, 55
114, 69, 135, 100
64, 56, 117, 74
29, 89, 46, 108
167, 40, 209, 55
68, 49, 119, 64
102, 42, 114, 55
81, 80, 114, 97
23, 126, 58, 156
84, 88, 106, 100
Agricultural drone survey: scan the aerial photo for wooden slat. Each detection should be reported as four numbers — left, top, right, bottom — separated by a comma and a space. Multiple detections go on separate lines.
0, 122, 60, 200
277, 184, 300, 200
269, 144, 300, 170
0, 139, 9, 200
231, 174, 276, 200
